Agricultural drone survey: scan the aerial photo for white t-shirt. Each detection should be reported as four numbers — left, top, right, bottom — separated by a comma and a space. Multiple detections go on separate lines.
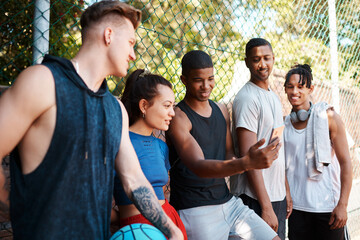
284, 115, 341, 212
230, 81, 286, 202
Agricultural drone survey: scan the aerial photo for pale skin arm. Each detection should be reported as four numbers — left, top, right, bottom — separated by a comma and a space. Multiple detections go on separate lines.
0, 65, 55, 219
327, 109, 352, 230
115, 101, 183, 240
167, 106, 280, 179
236, 128, 279, 232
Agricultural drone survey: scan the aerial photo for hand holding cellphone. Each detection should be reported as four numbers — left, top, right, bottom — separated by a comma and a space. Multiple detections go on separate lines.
269, 125, 285, 144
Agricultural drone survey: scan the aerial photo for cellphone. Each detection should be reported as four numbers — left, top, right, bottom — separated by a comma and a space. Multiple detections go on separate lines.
269, 125, 285, 143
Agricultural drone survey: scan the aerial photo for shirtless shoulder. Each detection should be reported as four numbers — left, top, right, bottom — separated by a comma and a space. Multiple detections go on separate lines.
215, 102, 230, 123
170, 106, 192, 133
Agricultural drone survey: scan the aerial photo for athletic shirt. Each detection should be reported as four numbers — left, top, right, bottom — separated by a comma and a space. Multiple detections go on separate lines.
230, 81, 286, 202
114, 132, 170, 205
284, 115, 341, 212
10, 55, 122, 239
169, 100, 232, 210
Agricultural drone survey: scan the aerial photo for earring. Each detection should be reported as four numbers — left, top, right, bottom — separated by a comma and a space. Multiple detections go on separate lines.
142, 112, 145, 119
106, 40, 110, 46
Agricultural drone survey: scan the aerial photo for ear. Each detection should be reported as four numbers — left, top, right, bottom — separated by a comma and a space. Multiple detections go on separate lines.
139, 99, 149, 114
180, 75, 187, 86
309, 84, 314, 94
103, 27, 113, 46
244, 57, 249, 68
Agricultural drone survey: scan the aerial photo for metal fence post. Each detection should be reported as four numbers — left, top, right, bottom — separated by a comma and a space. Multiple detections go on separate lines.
328, 0, 340, 112
33, 0, 50, 65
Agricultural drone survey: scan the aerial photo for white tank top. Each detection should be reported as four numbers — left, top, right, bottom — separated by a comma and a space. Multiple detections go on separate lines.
284, 116, 341, 212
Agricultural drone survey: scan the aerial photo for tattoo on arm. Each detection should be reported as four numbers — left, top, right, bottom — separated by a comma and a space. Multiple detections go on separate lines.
130, 186, 172, 238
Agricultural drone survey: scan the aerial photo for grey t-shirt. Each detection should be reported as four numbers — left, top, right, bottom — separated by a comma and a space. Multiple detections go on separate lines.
230, 81, 286, 202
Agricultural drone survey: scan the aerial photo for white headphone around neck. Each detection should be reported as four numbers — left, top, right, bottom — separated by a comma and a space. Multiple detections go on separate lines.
290, 102, 313, 123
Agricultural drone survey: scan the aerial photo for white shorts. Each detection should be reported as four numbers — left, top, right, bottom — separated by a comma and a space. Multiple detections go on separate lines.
178, 196, 277, 240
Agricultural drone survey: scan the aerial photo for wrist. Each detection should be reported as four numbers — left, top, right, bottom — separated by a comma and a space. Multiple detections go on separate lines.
337, 200, 348, 208
239, 155, 250, 172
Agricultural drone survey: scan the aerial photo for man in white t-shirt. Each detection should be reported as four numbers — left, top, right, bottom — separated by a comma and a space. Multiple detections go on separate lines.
230, 38, 291, 240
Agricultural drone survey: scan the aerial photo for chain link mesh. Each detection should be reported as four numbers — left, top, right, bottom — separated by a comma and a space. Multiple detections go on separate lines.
1, 0, 360, 238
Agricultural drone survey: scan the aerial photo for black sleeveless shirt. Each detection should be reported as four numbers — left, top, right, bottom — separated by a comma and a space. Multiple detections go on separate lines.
169, 100, 232, 210
10, 55, 122, 239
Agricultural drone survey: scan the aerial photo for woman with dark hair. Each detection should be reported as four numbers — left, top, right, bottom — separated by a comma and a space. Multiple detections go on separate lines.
112, 69, 187, 239
283, 64, 352, 240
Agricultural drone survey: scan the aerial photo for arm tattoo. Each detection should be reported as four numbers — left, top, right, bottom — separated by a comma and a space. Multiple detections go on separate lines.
130, 186, 172, 238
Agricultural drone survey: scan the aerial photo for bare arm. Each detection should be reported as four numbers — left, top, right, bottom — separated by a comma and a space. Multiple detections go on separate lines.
236, 127, 278, 231
115, 101, 183, 240
167, 107, 280, 178
285, 175, 293, 219
327, 109, 352, 230
0, 65, 55, 218
217, 103, 237, 160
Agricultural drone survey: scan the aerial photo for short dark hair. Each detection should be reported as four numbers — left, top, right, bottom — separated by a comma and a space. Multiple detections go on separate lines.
245, 38, 273, 57
181, 50, 213, 76
80, 1, 141, 40
121, 69, 172, 125
284, 64, 313, 88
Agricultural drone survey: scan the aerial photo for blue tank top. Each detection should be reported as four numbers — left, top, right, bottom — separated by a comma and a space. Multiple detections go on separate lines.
114, 132, 170, 205
10, 55, 122, 239
169, 100, 232, 210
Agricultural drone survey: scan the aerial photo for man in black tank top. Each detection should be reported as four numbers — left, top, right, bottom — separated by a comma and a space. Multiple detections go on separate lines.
167, 50, 282, 240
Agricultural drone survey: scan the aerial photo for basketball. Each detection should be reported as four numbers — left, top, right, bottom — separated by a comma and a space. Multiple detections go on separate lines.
110, 223, 167, 240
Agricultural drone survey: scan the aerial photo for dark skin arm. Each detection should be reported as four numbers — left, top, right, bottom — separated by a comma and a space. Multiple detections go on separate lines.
167, 105, 281, 179
327, 109, 352, 230
236, 127, 278, 232
285, 176, 293, 219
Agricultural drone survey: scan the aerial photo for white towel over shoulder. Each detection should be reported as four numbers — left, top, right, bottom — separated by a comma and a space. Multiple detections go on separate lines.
306, 102, 332, 180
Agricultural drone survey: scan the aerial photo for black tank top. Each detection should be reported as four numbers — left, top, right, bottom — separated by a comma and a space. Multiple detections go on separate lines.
169, 100, 232, 210
10, 55, 122, 239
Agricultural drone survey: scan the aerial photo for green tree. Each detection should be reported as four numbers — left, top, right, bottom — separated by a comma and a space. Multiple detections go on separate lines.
0, 0, 84, 86
113, 0, 242, 101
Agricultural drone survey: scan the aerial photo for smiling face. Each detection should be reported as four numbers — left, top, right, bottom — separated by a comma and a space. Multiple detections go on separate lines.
284, 73, 314, 110
182, 67, 215, 102
245, 45, 274, 87
142, 84, 175, 131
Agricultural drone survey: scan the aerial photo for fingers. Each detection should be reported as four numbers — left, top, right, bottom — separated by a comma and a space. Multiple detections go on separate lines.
267, 137, 280, 150
252, 138, 266, 150
272, 222, 278, 232
328, 213, 335, 226
329, 218, 341, 230
329, 216, 347, 230
286, 207, 292, 219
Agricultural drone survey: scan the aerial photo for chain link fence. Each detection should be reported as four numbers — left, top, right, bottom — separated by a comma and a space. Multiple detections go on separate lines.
1, 0, 360, 238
